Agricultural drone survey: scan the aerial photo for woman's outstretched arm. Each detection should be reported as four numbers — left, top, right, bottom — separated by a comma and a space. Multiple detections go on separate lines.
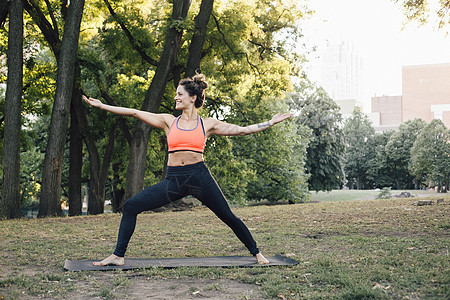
82, 95, 173, 131
206, 112, 292, 137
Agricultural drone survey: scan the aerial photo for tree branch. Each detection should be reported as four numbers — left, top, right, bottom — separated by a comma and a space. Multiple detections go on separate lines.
212, 14, 260, 74
102, 0, 158, 66
77, 58, 133, 145
43, 0, 58, 35
23, 0, 60, 57
185, 0, 214, 77
99, 89, 133, 145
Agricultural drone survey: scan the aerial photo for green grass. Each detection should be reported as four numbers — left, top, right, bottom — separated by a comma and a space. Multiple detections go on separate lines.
309, 189, 439, 202
0, 193, 449, 299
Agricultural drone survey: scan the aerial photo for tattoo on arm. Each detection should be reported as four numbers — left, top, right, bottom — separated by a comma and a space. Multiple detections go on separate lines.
257, 121, 271, 129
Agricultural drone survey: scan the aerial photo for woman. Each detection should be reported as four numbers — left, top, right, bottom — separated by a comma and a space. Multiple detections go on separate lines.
83, 74, 292, 266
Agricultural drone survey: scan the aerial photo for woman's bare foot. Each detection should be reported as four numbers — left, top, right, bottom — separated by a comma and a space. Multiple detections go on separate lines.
93, 254, 124, 266
255, 252, 270, 265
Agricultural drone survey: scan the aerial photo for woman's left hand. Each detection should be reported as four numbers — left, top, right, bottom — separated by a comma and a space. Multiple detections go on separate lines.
270, 112, 293, 125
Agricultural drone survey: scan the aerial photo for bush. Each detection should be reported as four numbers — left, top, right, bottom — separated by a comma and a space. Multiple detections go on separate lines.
376, 187, 392, 199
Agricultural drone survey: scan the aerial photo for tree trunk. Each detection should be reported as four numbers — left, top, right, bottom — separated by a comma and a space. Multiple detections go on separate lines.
185, 0, 214, 78
395, 178, 400, 190
111, 163, 124, 212
161, 0, 214, 177
68, 90, 83, 216
38, 0, 85, 217
124, 0, 191, 201
87, 125, 115, 214
72, 90, 101, 215
23, 0, 61, 58
72, 84, 116, 215
1, 0, 23, 219
0, 0, 8, 26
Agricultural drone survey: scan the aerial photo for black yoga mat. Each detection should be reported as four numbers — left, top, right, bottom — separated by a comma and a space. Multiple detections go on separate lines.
64, 254, 298, 271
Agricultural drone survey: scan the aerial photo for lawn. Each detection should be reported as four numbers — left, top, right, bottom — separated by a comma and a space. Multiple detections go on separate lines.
308, 189, 439, 202
0, 192, 449, 299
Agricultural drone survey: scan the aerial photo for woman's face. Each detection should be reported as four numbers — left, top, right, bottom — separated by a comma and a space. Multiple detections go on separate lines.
174, 85, 196, 110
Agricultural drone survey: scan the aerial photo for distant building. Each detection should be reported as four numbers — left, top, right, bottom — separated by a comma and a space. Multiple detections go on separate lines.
319, 40, 364, 120
335, 99, 363, 119
321, 41, 364, 102
370, 95, 402, 132
402, 63, 450, 127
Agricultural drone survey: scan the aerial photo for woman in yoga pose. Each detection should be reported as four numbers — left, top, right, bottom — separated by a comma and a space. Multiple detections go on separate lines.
83, 74, 292, 266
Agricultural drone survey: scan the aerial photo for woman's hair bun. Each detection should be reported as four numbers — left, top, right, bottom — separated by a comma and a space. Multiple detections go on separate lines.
192, 73, 208, 90
179, 73, 208, 108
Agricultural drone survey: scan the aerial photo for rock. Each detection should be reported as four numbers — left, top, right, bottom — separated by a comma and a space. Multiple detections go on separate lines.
396, 191, 413, 198
413, 200, 433, 206
436, 199, 444, 204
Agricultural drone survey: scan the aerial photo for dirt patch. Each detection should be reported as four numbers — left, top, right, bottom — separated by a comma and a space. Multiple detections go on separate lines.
125, 278, 262, 299
64, 276, 263, 300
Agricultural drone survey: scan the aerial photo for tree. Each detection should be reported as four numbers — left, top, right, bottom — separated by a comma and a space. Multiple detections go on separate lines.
122, 0, 191, 201
288, 81, 345, 192
410, 119, 449, 192
385, 118, 427, 189
366, 130, 395, 189
223, 86, 311, 203
38, 0, 86, 217
68, 92, 83, 216
393, 0, 450, 32
343, 107, 375, 189
1, 0, 23, 219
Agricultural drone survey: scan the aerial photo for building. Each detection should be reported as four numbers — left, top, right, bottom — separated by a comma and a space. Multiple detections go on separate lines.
402, 63, 450, 127
336, 99, 363, 119
320, 41, 364, 102
370, 95, 402, 132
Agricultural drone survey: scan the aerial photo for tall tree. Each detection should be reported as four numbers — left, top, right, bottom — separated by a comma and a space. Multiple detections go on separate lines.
366, 130, 395, 189
288, 82, 345, 192
38, 0, 85, 217
385, 118, 427, 189
124, 0, 191, 201
343, 107, 375, 189
410, 119, 449, 193
1, 0, 23, 219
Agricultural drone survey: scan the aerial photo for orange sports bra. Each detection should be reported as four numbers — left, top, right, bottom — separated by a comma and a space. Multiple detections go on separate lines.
167, 115, 206, 154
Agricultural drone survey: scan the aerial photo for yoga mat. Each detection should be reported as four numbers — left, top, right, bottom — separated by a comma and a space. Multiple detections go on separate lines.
64, 254, 298, 271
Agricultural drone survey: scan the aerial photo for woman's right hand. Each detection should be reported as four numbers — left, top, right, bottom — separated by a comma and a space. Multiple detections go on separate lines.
82, 95, 102, 108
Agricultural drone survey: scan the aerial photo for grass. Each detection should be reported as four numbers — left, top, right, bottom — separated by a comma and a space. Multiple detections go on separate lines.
308, 189, 439, 202
0, 192, 449, 299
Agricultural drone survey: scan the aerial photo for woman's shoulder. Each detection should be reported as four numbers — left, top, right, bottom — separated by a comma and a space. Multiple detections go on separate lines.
201, 117, 219, 126
160, 113, 176, 123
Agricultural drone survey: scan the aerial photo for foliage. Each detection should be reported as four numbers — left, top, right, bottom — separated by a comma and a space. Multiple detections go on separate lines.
385, 118, 427, 189
19, 115, 49, 209
343, 107, 375, 189
376, 187, 392, 199
205, 135, 256, 205
410, 119, 449, 192
366, 130, 395, 188
20, 148, 44, 210
230, 98, 311, 203
393, 0, 450, 33
287, 80, 345, 192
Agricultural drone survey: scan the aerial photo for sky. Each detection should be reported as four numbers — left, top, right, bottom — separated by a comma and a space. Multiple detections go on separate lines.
300, 0, 450, 110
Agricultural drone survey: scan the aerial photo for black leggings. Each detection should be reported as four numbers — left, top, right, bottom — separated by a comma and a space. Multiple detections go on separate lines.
113, 161, 259, 257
